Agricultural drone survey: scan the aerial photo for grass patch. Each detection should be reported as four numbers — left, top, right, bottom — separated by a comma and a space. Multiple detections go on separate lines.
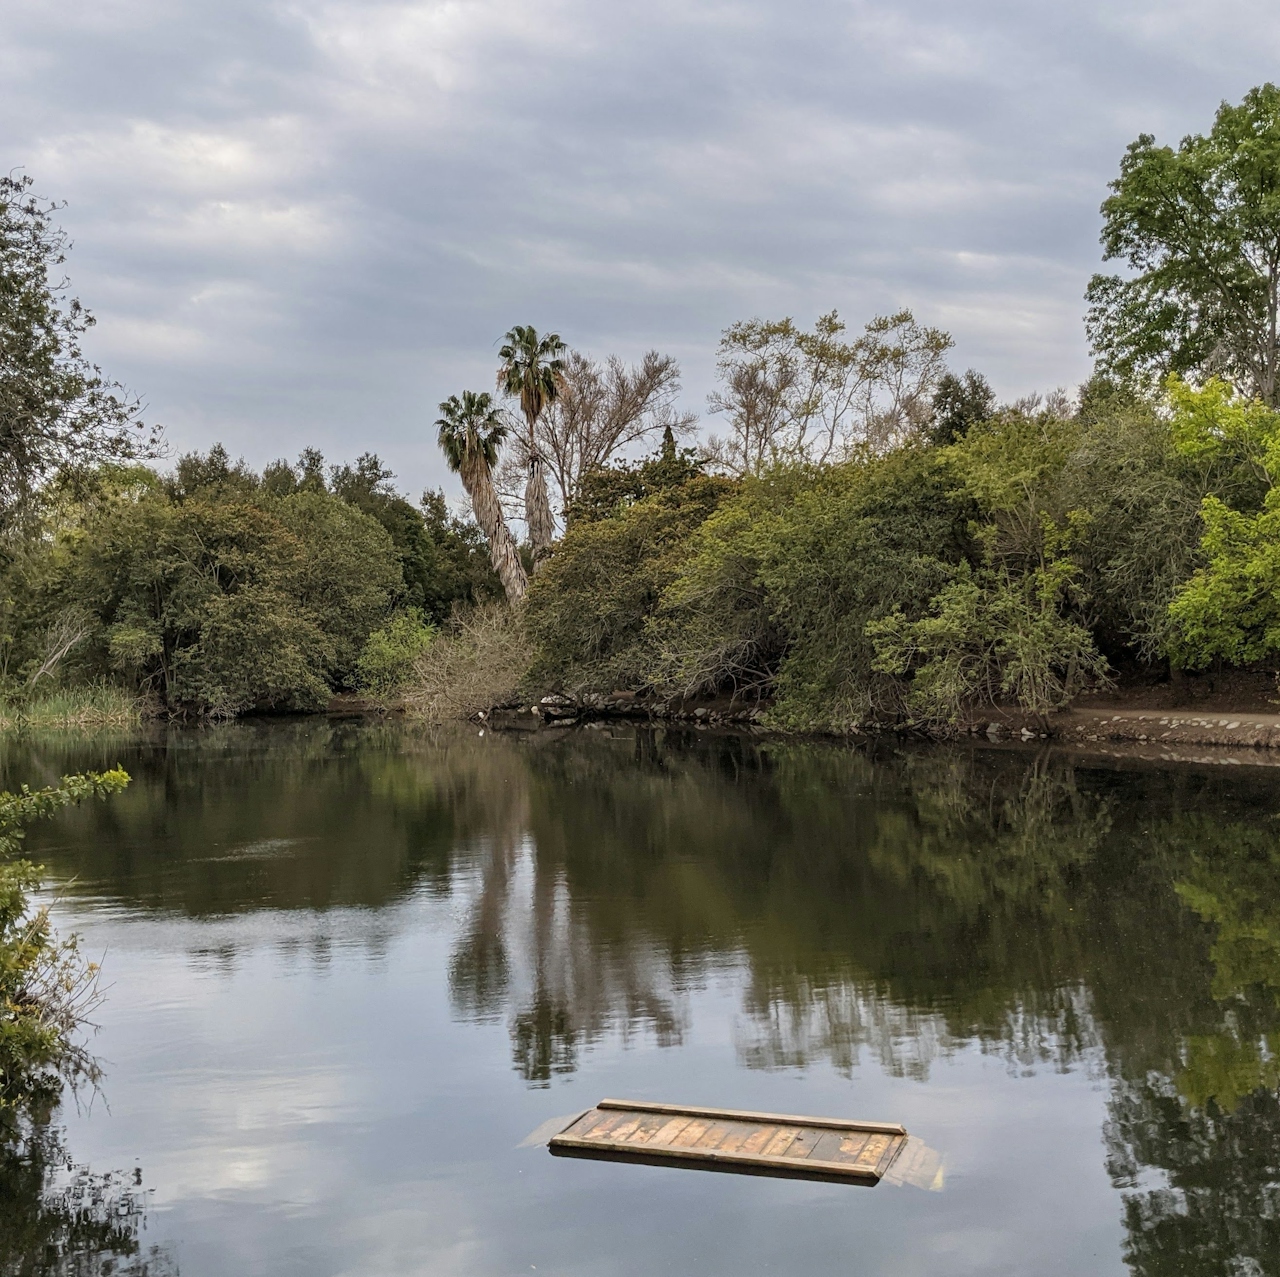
0, 684, 145, 731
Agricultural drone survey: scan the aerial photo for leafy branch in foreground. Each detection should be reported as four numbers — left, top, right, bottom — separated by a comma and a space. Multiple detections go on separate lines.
0, 768, 129, 1131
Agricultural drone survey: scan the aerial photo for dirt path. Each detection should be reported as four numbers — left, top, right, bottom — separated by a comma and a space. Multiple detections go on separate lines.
1056, 705, 1280, 750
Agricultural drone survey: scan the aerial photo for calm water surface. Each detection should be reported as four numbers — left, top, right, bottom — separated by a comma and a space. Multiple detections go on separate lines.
3, 720, 1278, 1276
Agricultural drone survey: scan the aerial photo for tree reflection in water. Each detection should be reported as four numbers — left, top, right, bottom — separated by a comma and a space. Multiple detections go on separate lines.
0, 1124, 175, 1276
12, 720, 1280, 1274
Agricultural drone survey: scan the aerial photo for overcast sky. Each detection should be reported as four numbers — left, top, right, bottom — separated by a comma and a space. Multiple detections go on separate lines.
5, 0, 1280, 500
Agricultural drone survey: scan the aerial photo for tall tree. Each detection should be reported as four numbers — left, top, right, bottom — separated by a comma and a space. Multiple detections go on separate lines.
1087, 84, 1280, 405
497, 325, 565, 562
706, 309, 952, 474
496, 349, 698, 521
0, 176, 157, 532
437, 391, 528, 604
930, 369, 996, 445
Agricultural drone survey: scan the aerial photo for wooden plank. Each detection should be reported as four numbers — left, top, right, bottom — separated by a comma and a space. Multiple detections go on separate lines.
711, 1123, 753, 1155
780, 1128, 825, 1160
761, 1127, 801, 1158
595, 1098, 905, 1136
550, 1101, 907, 1185
809, 1130, 850, 1164
838, 1132, 871, 1162
739, 1125, 775, 1155
694, 1123, 735, 1152
646, 1116, 693, 1147
671, 1119, 711, 1148
622, 1114, 670, 1145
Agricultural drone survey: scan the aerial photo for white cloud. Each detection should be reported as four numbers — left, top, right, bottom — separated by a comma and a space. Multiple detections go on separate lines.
4, 0, 1280, 488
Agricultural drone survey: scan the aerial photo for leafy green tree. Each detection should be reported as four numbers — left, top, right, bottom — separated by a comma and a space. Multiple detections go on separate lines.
929, 369, 995, 445
525, 471, 736, 693
1162, 378, 1280, 667
437, 391, 528, 604
0, 176, 156, 532
1087, 84, 1280, 403
566, 426, 705, 524
655, 451, 974, 727
356, 607, 436, 697
1, 769, 129, 1130
497, 325, 566, 561
328, 455, 501, 621
36, 457, 403, 714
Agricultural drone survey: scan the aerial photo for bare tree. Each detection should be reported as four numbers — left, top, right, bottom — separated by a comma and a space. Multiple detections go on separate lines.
497, 349, 697, 523
706, 309, 953, 474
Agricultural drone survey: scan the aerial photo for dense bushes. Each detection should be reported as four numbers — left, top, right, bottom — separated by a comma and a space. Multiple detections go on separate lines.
518, 378, 1280, 730
0, 770, 129, 1130
0, 448, 500, 716
525, 469, 736, 692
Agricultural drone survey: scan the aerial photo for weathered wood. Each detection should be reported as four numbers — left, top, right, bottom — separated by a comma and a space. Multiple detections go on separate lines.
549, 1100, 907, 1184
593, 1098, 906, 1135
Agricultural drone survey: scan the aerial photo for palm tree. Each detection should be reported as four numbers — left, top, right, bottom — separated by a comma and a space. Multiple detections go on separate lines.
436, 391, 528, 604
497, 324, 565, 565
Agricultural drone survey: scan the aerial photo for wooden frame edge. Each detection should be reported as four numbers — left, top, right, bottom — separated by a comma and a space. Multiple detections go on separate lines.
593, 1099, 906, 1137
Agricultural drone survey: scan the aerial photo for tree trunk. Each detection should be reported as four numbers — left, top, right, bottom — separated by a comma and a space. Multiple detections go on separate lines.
463, 459, 528, 604
524, 451, 556, 567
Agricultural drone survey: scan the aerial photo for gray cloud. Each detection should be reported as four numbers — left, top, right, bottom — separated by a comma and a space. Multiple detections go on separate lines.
5, 0, 1280, 497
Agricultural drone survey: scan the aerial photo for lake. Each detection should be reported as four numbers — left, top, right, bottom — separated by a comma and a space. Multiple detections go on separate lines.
2, 719, 1276, 1276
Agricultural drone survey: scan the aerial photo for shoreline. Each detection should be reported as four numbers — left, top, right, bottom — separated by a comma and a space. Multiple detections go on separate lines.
484, 690, 1280, 767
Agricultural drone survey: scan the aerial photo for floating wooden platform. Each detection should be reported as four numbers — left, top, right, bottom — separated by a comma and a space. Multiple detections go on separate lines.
548, 1099, 907, 1185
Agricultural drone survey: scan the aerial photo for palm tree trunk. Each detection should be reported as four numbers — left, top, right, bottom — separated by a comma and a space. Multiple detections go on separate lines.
463, 459, 528, 604
524, 452, 556, 566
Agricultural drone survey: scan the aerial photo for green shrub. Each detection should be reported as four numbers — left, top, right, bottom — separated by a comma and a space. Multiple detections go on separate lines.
655, 451, 975, 728
525, 474, 735, 693
356, 609, 437, 697
1164, 379, 1280, 668
0, 769, 129, 1130
868, 556, 1110, 724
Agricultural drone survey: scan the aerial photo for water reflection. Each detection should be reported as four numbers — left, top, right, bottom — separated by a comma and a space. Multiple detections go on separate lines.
0, 1125, 174, 1276
8, 721, 1280, 1275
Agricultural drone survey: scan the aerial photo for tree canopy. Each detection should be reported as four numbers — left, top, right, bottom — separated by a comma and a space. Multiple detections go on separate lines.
1087, 83, 1280, 404
0, 176, 156, 532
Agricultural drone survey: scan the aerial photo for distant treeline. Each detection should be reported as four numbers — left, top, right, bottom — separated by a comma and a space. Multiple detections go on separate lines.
0, 448, 500, 715
415, 83, 1280, 728
9, 86, 1280, 723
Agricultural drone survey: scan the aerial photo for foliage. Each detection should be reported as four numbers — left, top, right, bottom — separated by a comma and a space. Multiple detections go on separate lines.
868, 551, 1108, 724
929, 369, 995, 445
1086, 83, 1280, 404
404, 602, 533, 721
565, 426, 705, 524
0, 177, 157, 534
706, 309, 952, 473
4, 450, 416, 715
327, 455, 501, 623
651, 450, 974, 727
525, 472, 735, 693
1164, 379, 1280, 667
0, 769, 129, 1130
356, 608, 437, 698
